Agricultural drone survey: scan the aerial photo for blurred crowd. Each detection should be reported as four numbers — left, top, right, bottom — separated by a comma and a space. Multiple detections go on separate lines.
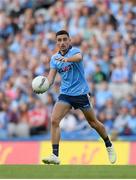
0, 0, 136, 140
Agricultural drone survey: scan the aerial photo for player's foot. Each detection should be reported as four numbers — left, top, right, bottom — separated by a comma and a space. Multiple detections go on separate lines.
42, 154, 60, 165
106, 145, 117, 164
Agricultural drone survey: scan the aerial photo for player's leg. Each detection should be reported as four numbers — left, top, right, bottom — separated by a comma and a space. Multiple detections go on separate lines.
81, 107, 117, 164
42, 102, 71, 164
51, 102, 71, 150
82, 108, 109, 140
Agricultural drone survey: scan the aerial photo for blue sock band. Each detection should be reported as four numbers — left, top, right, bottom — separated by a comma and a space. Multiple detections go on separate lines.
104, 136, 112, 147
52, 144, 59, 156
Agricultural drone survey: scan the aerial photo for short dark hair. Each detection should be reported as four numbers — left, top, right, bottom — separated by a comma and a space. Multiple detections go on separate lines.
56, 30, 69, 37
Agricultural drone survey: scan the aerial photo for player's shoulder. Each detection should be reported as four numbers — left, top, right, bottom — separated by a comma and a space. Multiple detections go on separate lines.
70, 46, 81, 53
69, 46, 81, 56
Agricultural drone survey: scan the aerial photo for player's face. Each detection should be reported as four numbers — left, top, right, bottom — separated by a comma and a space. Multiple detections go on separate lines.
56, 34, 70, 52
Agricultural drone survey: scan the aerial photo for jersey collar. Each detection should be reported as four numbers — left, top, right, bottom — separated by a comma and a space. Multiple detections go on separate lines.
58, 45, 72, 56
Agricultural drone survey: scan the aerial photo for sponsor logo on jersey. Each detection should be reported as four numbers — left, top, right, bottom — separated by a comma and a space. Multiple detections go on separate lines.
58, 64, 74, 73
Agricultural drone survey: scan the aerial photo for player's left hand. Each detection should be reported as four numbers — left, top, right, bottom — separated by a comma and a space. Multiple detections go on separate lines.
55, 57, 68, 62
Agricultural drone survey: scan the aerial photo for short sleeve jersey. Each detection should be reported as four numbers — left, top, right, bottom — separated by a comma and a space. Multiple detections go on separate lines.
50, 46, 90, 96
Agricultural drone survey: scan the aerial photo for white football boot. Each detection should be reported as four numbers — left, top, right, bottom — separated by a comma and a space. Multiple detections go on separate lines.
42, 154, 60, 165
106, 145, 117, 164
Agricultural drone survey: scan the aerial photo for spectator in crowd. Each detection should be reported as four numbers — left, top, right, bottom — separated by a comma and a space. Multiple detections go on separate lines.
131, 63, 136, 83
92, 64, 107, 83
0, 99, 8, 138
126, 106, 136, 135
104, 98, 117, 119
28, 99, 48, 135
95, 81, 113, 108
111, 103, 131, 140
8, 103, 30, 138
111, 58, 129, 83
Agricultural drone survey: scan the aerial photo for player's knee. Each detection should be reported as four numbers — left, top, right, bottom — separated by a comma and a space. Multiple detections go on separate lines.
51, 118, 60, 127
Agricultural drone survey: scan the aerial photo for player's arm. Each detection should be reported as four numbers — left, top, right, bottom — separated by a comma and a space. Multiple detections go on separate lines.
66, 53, 82, 62
55, 53, 82, 62
47, 68, 57, 87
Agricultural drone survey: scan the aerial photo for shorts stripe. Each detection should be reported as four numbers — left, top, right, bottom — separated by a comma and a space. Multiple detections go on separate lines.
87, 94, 93, 109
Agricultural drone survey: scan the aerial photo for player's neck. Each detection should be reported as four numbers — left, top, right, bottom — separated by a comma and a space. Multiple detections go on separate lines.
59, 45, 72, 56
60, 49, 68, 55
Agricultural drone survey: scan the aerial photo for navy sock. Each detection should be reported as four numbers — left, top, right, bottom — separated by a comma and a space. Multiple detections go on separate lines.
104, 136, 112, 147
52, 144, 59, 156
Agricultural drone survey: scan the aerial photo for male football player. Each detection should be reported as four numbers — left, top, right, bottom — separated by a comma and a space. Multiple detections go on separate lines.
34, 30, 117, 165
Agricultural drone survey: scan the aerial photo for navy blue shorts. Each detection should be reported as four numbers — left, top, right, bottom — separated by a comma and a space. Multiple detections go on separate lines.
58, 93, 92, 110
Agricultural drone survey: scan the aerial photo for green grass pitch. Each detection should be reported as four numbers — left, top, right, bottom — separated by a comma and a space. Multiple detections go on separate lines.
0, 165, 136, 179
